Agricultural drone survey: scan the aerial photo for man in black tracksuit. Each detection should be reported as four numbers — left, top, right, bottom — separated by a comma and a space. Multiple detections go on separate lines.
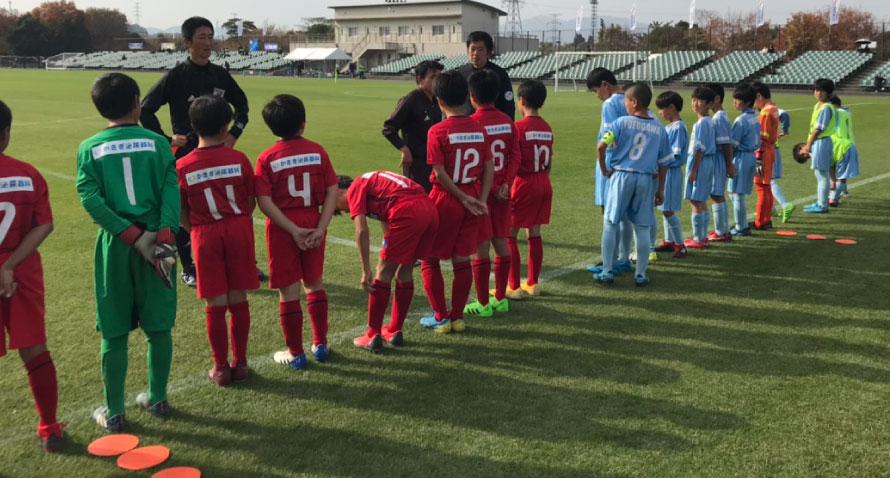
456, 31, 515, 120
140, 16, 253, 287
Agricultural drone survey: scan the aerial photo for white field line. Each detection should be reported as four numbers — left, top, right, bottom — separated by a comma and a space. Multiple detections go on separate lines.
14, 115, 97, 127
783, 101, 877, 112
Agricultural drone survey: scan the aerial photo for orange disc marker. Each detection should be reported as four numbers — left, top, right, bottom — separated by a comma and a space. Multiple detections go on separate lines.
152, 467, 202, 478
87, 434, 140, 457
835, 239, 858, 245
807, 235, 827, 240
776, 230, 798, 236
117, 445, 171, 471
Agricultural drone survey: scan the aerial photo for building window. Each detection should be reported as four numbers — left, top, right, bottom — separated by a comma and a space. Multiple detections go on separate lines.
432, 25, 445, 36
379, 26, 390, 36
398, 26, 409, 36
348, 27, 359, 37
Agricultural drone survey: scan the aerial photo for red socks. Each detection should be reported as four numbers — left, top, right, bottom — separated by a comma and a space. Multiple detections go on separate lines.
528, 236, 543, 286
279, 300, 304, 356
507, 237, 521, 290
450, 260, 473, 321
25, 351, 61, 439
493, 256, 510, 301
205, 305, 229, 366
389, 281, 414, 333
306, 291, 329, 346
367, 280, 391, 335
422, 260, 447, 320
228, 301, 251, 365
472, 258, 491, 306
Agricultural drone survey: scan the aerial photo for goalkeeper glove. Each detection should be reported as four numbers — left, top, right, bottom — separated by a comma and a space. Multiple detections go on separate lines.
756, 160, 764, 177
119, 223, 157, 262
152, 228, 177, 289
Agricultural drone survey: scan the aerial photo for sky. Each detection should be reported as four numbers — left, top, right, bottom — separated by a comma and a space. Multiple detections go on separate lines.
7, 0, 890, 32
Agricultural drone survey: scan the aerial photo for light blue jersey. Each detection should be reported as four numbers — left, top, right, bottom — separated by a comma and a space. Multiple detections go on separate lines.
603, 115, 673, 174
659, 120, 688, 212
665, 120, 689, 168
595, 93, 629, 206
685, 116, 716, 202
728, 109, 761, 196
712, 110, 732, 146
774, 108, 790, 179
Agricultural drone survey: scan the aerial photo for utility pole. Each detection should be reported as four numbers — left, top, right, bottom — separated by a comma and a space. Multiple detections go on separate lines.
133, 2, 141, 26
502, 0, 523, 37
549, 13, 560, 46
590, 0, 599, 44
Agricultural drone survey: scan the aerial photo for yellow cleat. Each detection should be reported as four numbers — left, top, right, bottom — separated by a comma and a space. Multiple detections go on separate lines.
491, 287, 523, 300
648, 251, 658, 263
434, 320, 452, 334
450, 319, 465, 333
520, 282, 539, 297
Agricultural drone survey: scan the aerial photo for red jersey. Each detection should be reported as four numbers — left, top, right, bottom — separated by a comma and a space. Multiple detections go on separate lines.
515, 116, 554, 176
0, 155, 52, 255
426, 116, 491, 194
347, 171, 427, 221
177, 145, 255, 226
471, 106, 520, 188
255, 138, 338, 211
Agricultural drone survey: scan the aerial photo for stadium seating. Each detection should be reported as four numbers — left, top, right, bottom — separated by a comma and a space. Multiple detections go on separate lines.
763, 51, 872, 86
682, 51, 784, 84
370, 53, 445, 74
491, 51, 541, 70
508, 53, 586, 80
58, 50, 290, 71
860, 59, 890, 88
617, 50, 714, 83
558, 53, 639, 81
440, 54, 469, 71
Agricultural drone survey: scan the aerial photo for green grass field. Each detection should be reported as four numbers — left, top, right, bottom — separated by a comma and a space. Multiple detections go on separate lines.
1, 69, 890, 478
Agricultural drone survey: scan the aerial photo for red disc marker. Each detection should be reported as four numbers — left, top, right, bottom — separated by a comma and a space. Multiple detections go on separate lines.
152, 467, 202, 478
806, 235, 827, 240
776, 230, 798, 236
118, 445, 171, 471
87, 434, 140, 457
835, 239, 858, 245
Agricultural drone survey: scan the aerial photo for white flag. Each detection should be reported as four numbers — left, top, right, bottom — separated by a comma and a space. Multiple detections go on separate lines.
576, 5, 584, 33
756, 0, 765, 27
689, 0, 696, 28
830, 0, 840, 25
629, 3, 637, 32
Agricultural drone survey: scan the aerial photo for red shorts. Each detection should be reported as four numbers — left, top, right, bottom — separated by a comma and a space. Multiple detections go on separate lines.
266, 208, 325, 288
511, 173, 553, 229
192, 217, 259, 299
382, 196, 439, 265
428, 187, 480, 260
0, 252, 46, 357
478, 191, 511, 243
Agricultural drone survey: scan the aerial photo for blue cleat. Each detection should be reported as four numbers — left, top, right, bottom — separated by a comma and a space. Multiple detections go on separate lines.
420, 315, 450, 330
588, 264, 623, 276
136, 393, 170, 419
92, 406, 125, 434
593, 271, 614, 285
803, 203, 829, 214
312, 344, 329, 363
614, 261, 633, 273
730, 226, 751, 236
273, 350, 307, 370
635, 275, 651, 287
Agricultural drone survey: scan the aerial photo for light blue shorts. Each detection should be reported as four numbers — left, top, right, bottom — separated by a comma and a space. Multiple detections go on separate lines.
835, 145, 860, 180
710, 155, 727, 196
658, 166, 684, 213
728, 152, 757, 195
595, 166, 610, 206
684, 154, 715, 203
810, 136, 833, 171
604, 170, 656, 227
773, 147, 783, 179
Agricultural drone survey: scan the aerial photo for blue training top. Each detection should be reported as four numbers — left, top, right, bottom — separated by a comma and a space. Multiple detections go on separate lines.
665, 119, 689, 168
688, 116, 717, 159
712, 110, 732, 146
731, 108, 762, 153
602, 114, 673, 175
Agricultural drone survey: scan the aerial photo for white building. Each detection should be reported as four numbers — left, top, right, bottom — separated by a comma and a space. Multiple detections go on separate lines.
316, 0, 537, 68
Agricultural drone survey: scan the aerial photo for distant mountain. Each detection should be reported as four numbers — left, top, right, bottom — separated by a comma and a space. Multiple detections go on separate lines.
513, 14, 629, 38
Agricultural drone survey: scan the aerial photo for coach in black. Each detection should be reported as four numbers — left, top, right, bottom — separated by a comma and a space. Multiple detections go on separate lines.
140, 16, 251, 287
456, 31, 515, 119
381, 60, 444, 192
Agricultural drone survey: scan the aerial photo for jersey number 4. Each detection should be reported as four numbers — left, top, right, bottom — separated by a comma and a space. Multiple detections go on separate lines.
288, 172, 312, 206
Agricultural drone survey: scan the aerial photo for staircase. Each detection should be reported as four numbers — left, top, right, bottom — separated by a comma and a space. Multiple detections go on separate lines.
838, 57, 880, 93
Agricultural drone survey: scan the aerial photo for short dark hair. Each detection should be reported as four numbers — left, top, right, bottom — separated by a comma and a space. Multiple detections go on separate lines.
433, 70, 469, 107
792, 142, 809, 163
692, 86, 717, 103
468, 69, 499, 105
466, 31, 494, 52
0, 100, 11, 133
91, 73, 140, 120
414, 60, 444, 83
338, 175, 353, 190
624, 82, 652, 108
828, 94, 842, 107
189, 95, 232, 138
655, 91, 683, 112
750, 80, 771, 99
518, 80, 547, 109
704, 83, 725, 102
732, 84, 757, 106
182, 16, 214, 42
813, 78, 835, 95
262, 94, 306, 138
586, 67, 618, 90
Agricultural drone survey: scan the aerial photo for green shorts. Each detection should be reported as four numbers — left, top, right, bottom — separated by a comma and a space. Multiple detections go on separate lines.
93, 229, 176, 339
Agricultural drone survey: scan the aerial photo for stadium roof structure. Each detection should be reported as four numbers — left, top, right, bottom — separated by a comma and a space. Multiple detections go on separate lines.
284, 48, 353, 62
329, 0, 507, 16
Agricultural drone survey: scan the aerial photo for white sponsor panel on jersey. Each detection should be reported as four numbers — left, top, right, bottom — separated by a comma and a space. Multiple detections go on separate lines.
91, 139, 157, 159
448, 133, 485, 144
525, 131, 553, 141
270, 153, 322, 172
186, 164, 242, 186
485, 124, 512, 136
0, 176, 34, 193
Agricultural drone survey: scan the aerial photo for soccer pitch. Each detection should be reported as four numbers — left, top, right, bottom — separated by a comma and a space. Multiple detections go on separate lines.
1, 69, 890, 477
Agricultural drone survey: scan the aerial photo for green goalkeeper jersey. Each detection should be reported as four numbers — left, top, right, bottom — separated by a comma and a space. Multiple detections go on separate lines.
76, 124, 180, 235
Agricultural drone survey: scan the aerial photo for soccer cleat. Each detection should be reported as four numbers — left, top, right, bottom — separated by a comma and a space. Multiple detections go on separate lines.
231, 361, 249, 382
382, 327, 404, 347
490, 297, 509, 313
312, 344, 329, 363
588, 264, 623, 276
450, 319, 466, 333
430, 319, 453, 334
804, 203, 829, 214
593, 271, 614, 285
353, 333, 383, 353
781, 203, 795, 223
772, 207, 781, 217
828, 200, 840, 207
840, 190, 850, 198
586, 261, 604, 273
464, 300, 494, 317
420, 315, 450, 331
180, 265, 197, 288
492, 287, 523, 300
708, 231, 733, 242
273, 350, 307, 370
520, 282, 539, 297
42, 428, 65, 453
92, 406, 125, 434
635, 275, 651, 287
207, 364, 232, 387
672, 245, 688, 258
684, 238, 710, 249
648, 251, 658, 263
136, 392, 171, 419
615, 261, 633, 273
654, 241, 676, 252
753, 222, 772, 231
729, 226, 751, 237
